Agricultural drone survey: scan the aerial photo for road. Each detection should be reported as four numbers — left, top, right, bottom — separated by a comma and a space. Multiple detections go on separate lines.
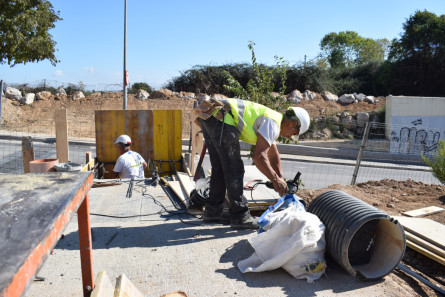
1, 139, 439, 188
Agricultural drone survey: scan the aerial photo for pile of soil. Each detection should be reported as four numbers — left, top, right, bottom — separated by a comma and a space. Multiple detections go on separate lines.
1, 92, 385, 139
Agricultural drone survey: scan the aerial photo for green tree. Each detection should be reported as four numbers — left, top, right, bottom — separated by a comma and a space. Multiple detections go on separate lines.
387, 10, 445, 96
320, 31, 389, 68
0, 0, 62, 66
389, 10, 445, 61
423, 140, 445, 184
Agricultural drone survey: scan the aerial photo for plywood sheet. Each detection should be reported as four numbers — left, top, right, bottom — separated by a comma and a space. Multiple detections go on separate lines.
168, 181, 189, 208
153, 110, 182, 175
402, 206, 444, 217
405, 231, 445, 258
114, 274, 144, 297
91, 270, 114, 297
96, 110, 181, 176
405, 239, 445, 266
394, 216, 445, 250
176, 172, 195, 199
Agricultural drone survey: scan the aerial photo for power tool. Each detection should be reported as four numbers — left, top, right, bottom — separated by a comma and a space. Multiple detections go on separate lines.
264, 172, 302, 195
243, 171, 306, 208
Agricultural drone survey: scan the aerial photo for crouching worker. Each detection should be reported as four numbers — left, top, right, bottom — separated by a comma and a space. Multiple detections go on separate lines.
194, 98, 310, 229
108, 134, 147, 179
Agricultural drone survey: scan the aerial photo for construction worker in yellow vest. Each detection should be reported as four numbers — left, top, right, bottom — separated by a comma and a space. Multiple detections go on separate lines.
195, 98, 310, 229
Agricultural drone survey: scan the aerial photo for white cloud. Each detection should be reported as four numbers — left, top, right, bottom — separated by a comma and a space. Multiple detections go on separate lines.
54, 70, 64, 77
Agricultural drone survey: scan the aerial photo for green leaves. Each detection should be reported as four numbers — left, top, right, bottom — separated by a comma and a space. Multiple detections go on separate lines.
423, 140, 445, 184
319, 31, 389, 68
388, 10, 445, 61
223, 41, 290, 112
0, 0, 62, 66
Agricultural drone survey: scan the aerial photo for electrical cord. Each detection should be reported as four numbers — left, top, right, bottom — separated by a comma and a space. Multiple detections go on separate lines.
243, 179, 271, 208
89, 181, 205, 226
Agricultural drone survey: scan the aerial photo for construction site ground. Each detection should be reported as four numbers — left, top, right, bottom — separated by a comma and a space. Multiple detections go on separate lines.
19, 164, 444, 297
21, 171, 442, 297
1, 93, 444, 296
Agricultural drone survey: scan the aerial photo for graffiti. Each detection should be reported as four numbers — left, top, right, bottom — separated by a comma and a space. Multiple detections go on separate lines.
391, 126, 441, 155
411, 118, 422, 126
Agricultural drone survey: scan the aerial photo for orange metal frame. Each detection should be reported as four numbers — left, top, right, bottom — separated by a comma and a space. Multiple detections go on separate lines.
3, 173, 94, 297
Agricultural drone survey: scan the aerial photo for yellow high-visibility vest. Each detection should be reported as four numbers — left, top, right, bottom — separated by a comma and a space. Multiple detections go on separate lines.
215, 98, 283, 145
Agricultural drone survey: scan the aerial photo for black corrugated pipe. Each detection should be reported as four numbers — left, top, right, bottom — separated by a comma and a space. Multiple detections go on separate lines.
307, 190, 405, 280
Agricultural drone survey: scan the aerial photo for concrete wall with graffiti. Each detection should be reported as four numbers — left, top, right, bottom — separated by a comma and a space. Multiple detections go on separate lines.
386, 96, 445, 155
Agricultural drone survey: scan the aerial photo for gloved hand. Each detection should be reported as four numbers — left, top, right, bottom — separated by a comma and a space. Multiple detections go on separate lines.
272, 177, 288, 197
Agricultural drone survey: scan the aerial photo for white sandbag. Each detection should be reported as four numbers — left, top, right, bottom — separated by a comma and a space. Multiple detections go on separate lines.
238, 204, 326, 283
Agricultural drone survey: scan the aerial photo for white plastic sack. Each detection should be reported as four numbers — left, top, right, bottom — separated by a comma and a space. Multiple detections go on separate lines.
238, 203, 326, 283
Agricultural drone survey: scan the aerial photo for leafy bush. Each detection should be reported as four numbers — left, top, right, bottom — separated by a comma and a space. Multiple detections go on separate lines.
223, 41, 290, 111
223, 42, 292, 157
423, 140, 445, 184
129, 82, 154, 94
165, 63, 255, 95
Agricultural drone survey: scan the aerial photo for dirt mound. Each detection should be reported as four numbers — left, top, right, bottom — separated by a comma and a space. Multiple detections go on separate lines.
299, 179, 445, 224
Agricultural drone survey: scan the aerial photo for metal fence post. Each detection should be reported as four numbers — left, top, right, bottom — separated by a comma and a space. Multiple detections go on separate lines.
0, 80, 3, 128
351, 121, 371, 185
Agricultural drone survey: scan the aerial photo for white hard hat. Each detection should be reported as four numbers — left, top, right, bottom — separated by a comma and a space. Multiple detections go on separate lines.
288, 107, 310, 141
114, 134, 132, 145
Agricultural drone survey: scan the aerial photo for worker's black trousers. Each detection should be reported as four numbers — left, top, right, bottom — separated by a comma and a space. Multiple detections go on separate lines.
199, 117, 249, 218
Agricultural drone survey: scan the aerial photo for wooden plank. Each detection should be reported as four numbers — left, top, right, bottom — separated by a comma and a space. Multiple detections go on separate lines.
55, 109, 69, 163
394, 216, 445, 250
81, 152, 95, 172
176, 172, 195, 200
181, 154, 192, 177
91, 270, 114, 297
190, 120, 203, 175
114, 274, 144, 297
405, 231, 445, 258
403, 206, 444, 217
406, 239, 445, 266
21, 136, 35, 173
168, 181, 189, 208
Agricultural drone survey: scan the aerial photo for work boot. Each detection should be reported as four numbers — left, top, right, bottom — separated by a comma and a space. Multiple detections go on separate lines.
230, 213, 259, 230
203, 208, 230, 225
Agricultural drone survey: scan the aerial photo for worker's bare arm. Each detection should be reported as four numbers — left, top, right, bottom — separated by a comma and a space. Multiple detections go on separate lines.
252, 135, 288, 196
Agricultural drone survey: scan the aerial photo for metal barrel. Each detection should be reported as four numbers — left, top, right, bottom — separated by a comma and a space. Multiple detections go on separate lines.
307, 190, 405, 280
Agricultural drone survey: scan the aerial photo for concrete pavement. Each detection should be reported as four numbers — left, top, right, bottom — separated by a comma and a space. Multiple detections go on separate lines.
24, 176, 415, 297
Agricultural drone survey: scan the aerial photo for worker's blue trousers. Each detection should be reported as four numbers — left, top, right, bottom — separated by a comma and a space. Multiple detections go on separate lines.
199, 117, 249, 218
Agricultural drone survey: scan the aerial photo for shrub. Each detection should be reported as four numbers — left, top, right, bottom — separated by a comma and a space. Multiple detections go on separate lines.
422, 139, 445, 184
129, 82, 154, 94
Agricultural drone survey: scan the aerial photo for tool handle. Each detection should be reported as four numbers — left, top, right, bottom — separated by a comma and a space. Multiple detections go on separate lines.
265, 181, 274, 189
193, 143, 207, 182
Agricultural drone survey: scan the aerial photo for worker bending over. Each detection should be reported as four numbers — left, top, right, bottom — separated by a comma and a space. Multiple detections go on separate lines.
195, 98, 310, 229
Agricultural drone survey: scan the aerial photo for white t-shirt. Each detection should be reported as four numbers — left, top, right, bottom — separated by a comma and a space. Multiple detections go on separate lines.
257, 118, 280, 146
113, 151, 146, 178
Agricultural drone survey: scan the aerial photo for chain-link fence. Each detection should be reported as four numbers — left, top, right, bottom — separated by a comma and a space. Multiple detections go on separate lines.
0, 96, 441, 188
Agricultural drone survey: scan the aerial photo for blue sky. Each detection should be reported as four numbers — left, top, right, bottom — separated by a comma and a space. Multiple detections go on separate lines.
0, 0, 443, 90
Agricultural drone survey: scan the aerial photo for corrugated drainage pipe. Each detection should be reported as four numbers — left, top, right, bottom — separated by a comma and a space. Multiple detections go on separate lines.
307, 190, 405, 280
